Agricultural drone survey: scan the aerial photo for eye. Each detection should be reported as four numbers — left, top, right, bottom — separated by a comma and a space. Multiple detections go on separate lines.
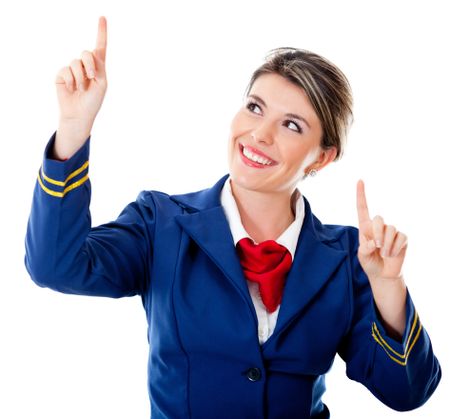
246, 101, 262, 114
284, 120, 303, 134
246, 100, 303, 134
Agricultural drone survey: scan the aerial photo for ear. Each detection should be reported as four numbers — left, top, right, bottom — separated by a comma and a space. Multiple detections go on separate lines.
305, 147, 337, 174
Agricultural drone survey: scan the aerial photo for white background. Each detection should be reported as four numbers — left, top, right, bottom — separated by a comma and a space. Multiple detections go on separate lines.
0, 0, 448, 417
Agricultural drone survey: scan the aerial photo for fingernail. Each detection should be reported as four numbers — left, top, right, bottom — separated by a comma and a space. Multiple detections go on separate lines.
88, 70, 95, 79
375, 240, 382, 248
381, 248, 388, 257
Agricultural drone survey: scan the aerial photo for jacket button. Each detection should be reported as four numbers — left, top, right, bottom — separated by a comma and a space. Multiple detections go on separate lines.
246, 367, 261, 382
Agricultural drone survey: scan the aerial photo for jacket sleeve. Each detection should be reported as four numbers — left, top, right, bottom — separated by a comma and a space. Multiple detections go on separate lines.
338, 228, 442, 411
24, 131, 154, 297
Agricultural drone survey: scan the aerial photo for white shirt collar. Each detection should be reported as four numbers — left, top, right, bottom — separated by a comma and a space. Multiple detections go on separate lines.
220, 177, 305, 260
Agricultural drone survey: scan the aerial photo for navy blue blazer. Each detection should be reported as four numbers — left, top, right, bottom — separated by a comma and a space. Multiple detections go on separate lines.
25, 132, 441, 418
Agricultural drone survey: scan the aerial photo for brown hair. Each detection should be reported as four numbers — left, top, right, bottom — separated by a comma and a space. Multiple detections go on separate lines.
244, 48, 353, 160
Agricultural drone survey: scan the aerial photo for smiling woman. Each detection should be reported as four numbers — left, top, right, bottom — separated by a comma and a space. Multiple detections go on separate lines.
245, 47, 354, 160
24, 16, 441, 419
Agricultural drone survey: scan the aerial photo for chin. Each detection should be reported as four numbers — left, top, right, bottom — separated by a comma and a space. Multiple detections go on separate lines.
230, 170, 282, 195
229, 169, 263, 190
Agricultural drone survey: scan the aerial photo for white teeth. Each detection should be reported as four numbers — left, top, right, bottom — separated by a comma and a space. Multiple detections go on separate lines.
242, 146, 272, 165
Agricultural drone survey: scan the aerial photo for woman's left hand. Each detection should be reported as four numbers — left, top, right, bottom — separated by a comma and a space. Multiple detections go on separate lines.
356, 180, 408, 281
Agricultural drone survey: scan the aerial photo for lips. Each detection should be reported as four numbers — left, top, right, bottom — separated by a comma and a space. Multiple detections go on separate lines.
239, 143, 278, 168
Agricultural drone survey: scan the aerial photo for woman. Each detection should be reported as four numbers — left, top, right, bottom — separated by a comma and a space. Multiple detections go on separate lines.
25, 16, 441, 418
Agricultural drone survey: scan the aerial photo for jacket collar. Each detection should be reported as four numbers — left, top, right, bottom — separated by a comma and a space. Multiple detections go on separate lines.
170, 174, 230, 212
171, 174, 347, 345
171, 174, 342, 243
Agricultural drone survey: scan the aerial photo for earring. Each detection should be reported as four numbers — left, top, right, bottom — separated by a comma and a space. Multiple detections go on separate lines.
308, 169, 318, 177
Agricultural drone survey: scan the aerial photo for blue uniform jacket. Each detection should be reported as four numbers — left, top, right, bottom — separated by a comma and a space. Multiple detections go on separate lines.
25, 132, 441, 418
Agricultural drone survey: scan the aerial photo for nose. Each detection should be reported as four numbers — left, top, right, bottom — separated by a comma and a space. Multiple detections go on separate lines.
251, 121, 275, 145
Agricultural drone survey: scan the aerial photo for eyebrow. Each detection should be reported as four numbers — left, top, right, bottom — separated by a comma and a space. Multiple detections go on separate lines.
247, 94, 311, 129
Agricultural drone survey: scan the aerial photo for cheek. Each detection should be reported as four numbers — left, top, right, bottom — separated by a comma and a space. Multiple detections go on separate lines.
229, 111, 249, 137
227, 118, 238, 153
227, 115, 240, 163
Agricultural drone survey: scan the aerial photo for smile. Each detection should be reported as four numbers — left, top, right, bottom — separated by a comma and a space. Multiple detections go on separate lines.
239, 144, 277, 168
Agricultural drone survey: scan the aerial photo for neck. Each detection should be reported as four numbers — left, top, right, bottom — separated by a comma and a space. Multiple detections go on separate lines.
230, 180, 297, 244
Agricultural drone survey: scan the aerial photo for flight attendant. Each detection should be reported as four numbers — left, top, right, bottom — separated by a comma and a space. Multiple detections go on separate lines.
25, 16, 441, 418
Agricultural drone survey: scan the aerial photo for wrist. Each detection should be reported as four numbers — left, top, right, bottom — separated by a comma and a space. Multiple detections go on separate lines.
370, 276, 407, 338
54, 119, 93, 160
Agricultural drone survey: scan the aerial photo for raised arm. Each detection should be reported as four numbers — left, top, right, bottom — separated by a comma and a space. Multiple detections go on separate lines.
54, 16, 108, 160
25, 17, 152, 297
356, 179, 408, 339
338, 181, 441, 411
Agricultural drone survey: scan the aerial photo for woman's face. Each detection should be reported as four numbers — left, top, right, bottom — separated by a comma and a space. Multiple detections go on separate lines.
228, 72, 335, 194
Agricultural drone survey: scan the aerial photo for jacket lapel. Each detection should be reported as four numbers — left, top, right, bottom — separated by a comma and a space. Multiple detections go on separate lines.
265, 199, 347, 346
172, 175, 257, 321
171, 175, 348, 340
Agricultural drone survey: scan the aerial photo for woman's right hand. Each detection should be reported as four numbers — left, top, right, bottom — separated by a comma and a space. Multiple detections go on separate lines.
53, 16, 108, 160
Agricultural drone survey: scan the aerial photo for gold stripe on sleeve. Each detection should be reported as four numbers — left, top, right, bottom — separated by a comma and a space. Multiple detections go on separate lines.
41, 160, 89, 187
37, 173, 63, 197
37, 171, 89, 198
371, 332, 406, 366
371, 311, 423, 366
62, 174, 89, 194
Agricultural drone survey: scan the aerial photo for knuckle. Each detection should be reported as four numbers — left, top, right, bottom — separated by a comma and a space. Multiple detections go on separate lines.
64, 67, 74, 77
61, 70, 73, 83
70, 58, 81, 66
387, 224, 396, 233
373, 215, 383, 223
55, 67, 67, 81
81, 50, 94, 63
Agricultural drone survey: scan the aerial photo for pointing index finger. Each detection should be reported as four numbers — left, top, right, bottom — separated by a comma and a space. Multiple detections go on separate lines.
95, 16, 107, 62
357, 179, 371, 226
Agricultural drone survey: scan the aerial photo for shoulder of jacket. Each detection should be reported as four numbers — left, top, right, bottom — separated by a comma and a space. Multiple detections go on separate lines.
135, 189, 193, 214
316, 219, 359, 252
